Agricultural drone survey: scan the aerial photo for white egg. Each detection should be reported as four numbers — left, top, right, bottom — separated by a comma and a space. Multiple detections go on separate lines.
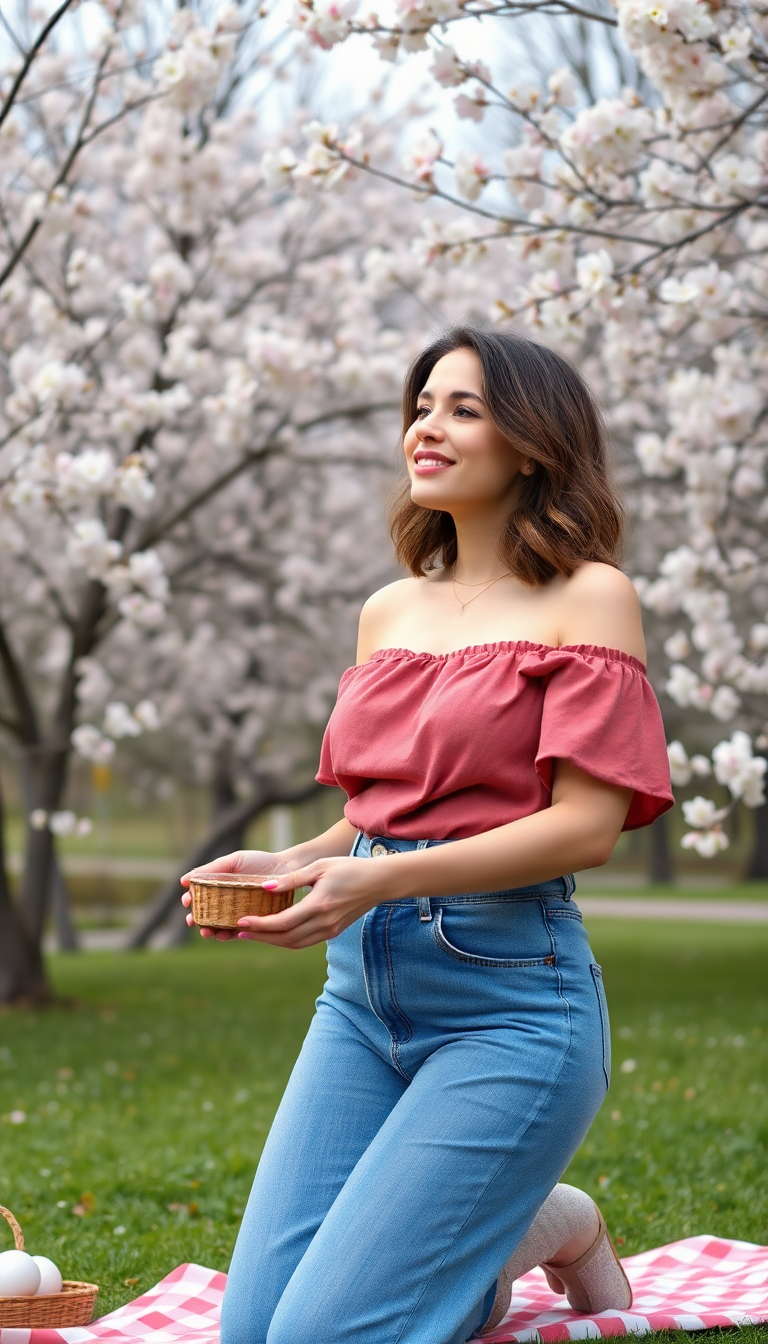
0, 1249, 42, 1297
32, 1256, 63, 1296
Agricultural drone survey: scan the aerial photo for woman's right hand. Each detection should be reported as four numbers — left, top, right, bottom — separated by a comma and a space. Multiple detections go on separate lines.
180, 849, 300, 941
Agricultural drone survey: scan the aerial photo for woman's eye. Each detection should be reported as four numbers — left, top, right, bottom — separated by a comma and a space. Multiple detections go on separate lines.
454, 405, 476, 417
416, 405, 430, 418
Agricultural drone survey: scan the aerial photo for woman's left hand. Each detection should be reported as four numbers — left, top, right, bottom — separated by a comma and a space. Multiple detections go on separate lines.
235, 857, 389, 949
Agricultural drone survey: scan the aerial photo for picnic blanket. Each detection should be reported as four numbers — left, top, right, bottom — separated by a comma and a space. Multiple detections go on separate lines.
1, 1236, 766, 1344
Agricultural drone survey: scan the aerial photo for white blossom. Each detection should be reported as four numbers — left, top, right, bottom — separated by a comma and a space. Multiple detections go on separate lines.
577, 250, 614, 296
72, 724, 116, 762
454, 152, 491, 202
402, 132, 442, 184
431, 46, 466, 87
49, 810, 77, 836
712, 731, 767, 806
134, 699, 161, 730
68, 520, 122, 578
720, 25, 752, 62
681, 828, 729, 857
29, 360, 86, 406
664, 630, 691, 659
667, 739, 692, 786
710, 685, 741, 721
115, 461, 156, 514
548, 67, 578, 106
117, 593, 166, 628
682, 795, 722, 829
103, 701, 143, 738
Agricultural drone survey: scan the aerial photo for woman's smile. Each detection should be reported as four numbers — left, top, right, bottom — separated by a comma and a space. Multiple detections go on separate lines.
413, 448, 456, 474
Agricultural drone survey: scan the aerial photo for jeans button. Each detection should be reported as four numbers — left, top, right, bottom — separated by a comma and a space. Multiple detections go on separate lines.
371, 843, 389, 856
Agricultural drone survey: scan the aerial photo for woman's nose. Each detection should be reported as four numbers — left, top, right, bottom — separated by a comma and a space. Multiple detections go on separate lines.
415, 415, 444, 442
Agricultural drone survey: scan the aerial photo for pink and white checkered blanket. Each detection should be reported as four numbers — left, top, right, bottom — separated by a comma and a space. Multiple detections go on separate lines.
1, 1236, 765, 1344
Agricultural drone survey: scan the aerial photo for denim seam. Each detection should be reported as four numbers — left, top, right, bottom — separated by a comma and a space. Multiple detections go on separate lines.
543, 902, 571, 1036
432, 911, 556, 968
392, 1000, 575, 1344
590, 962, 611, 1090
360, 910, 394, 1051
383, 906, 414, 1082
547, 910, 583, 922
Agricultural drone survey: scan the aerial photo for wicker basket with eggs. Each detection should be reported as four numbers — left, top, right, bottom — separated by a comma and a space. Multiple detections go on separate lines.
0, 1204, 99, 1327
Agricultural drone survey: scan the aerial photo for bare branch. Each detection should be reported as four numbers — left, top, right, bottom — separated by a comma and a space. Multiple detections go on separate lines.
0, 0, 78, 134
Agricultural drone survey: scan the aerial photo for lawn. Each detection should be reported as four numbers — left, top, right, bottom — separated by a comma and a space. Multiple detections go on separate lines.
0, 920, 766, 1343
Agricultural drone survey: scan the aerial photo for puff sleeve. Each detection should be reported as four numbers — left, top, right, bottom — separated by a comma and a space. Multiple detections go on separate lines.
523, 644, 674, 830
316, 721, 339, 788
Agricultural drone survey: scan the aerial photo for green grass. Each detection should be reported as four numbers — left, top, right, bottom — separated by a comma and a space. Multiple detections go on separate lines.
0, 922, 766, 1340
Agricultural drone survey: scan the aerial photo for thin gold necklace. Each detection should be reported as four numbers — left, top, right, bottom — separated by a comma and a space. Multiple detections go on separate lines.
451, 564, 512, 614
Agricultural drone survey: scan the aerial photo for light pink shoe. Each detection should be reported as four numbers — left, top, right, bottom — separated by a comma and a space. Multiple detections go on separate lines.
479, 1184, 632, 1336
542, 1204, 632, 1314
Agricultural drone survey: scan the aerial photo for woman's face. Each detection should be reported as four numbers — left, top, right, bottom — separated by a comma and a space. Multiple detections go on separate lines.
403, 348, 533, 515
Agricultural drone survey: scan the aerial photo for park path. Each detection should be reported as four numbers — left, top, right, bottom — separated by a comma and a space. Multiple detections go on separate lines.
578, 897, 768, 922
44, 895, 768, 952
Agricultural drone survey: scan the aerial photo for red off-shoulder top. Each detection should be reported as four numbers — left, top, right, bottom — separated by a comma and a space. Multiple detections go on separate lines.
316, 641, 673, 841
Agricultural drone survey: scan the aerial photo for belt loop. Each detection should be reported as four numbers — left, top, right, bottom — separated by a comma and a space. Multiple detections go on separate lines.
562, 874, 575, 901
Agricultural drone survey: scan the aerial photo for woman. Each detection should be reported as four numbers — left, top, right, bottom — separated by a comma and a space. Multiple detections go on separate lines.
181, 328, 673, 1344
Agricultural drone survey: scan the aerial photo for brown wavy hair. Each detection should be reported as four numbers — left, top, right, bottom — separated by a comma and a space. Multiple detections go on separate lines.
390, 326, 625, 585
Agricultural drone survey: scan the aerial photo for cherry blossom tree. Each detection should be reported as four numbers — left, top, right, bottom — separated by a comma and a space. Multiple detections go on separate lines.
280, 0, 768, 868
0, 0, 510, 1001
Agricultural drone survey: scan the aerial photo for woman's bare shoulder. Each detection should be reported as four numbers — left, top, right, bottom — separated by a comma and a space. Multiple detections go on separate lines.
557, 562, 646, 663
357, 577, 424, 663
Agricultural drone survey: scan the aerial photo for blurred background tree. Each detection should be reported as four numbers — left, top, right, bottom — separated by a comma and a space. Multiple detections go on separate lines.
0, 0, 508, 1000
4, 0, 768, 1004
282, 0, 768, 869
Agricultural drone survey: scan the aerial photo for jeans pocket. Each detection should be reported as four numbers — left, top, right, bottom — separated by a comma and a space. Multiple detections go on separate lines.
432, 905, 556, 968
590, 962, 611, 1089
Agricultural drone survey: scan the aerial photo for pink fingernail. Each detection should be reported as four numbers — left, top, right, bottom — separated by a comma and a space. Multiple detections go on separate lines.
262, 880, 279, 890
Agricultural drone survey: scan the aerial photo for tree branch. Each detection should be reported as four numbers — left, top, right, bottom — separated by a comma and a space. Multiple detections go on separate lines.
0, 0, 78, 134
0, 23, 116, 289
134, 400, 398, 552
0, 609, 40, 745
126, 776, 323, 948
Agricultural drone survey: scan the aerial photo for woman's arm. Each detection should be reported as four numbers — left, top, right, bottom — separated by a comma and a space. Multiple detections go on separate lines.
232, 563, 644, 949
232, 762, 631, 948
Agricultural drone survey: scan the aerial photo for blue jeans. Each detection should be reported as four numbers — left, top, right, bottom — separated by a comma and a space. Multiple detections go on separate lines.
220, 833, 611, 1344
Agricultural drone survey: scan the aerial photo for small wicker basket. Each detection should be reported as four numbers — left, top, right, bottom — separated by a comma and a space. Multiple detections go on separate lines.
0, 1205, 99, 1327
189, 872, 293, 930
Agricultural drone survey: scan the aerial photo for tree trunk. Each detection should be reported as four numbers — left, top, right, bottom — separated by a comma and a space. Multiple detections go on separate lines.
210, 769, 252, 856
747, 799, 768, 879
649, 812, 674, 884
51, 854, 79, 952
16, 742, 71, 942
127, 779, 322, 949
0, 769, 51, 1004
